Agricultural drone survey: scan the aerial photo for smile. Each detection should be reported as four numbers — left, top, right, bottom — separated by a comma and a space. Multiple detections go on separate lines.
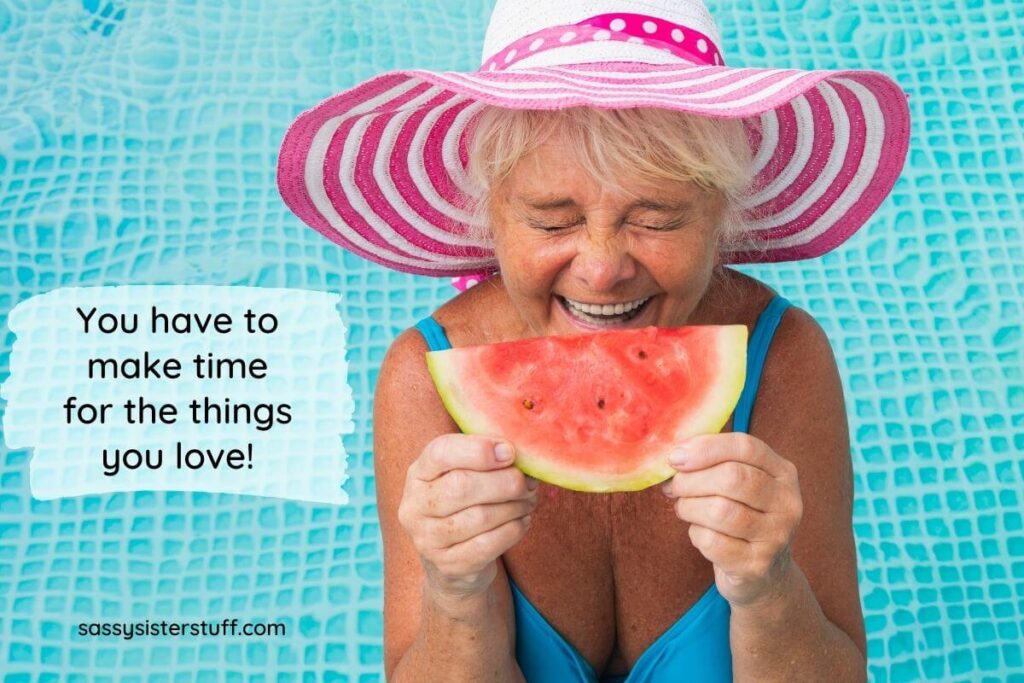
557, 295, 653, 327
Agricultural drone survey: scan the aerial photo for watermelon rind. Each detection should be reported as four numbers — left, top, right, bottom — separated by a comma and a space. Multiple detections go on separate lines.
425, 325, 748, 493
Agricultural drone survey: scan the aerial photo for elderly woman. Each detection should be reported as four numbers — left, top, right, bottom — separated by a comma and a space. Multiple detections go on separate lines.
277, 1, 910, 681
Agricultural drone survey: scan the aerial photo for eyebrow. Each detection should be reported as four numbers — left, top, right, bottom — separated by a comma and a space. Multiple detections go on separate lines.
519, 196, 695, 212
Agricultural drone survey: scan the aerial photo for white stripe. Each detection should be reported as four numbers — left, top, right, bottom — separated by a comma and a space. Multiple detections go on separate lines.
769, 77, 886, 247
340, 115, 493, 265
750, 109, 778, 177
529, 66, 761, 93
452, 66, 778, 96
405, 96, 482, 228
431, 70, 814, 111
304, 114, 492, 270
742, 95, 814, 206
440, 99, 487, 197
371, 87, 485, 247
742, 82, 849, 229
349, 77, 424, 116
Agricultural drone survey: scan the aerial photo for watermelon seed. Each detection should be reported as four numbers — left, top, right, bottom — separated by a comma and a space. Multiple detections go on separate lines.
638, 350, 647, 359
597, 398, 605, 409
523, 398, 535, 410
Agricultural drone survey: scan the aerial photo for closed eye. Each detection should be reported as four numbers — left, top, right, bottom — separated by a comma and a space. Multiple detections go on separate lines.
529, 217, 585, 231
628, 221, 681, 231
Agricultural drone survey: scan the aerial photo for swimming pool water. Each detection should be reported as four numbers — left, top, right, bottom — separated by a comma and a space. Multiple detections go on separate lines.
0, 0, 1022, 680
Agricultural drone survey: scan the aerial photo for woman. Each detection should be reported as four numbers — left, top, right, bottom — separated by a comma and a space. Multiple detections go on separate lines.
277, 1, 910, 680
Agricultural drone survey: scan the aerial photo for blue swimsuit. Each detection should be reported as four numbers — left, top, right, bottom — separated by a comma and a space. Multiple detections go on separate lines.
414, 294, 793, 682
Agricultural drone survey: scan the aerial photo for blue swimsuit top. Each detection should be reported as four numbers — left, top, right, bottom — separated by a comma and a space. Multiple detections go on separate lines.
414, 294, 793, 683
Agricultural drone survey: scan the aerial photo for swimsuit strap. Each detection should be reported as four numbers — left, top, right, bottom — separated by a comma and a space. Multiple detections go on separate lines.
732, 294, 792, 434
414, 316, 452, 351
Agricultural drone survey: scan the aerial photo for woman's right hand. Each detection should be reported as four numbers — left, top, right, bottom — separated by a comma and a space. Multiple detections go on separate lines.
397, 434, 538, 600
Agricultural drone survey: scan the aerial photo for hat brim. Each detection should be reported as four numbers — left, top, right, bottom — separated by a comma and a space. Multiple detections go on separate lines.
277, 62, 910, 276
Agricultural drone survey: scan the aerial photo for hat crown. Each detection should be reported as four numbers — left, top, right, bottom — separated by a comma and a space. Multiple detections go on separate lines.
481, 0, 723, 66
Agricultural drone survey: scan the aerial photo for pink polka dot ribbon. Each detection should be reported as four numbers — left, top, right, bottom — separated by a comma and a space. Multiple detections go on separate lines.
483, 12, 725, 72
450, 272, 496, 292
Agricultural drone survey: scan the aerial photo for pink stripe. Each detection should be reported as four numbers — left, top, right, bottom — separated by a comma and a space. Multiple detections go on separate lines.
463, 68, 774, 99
421, 69, 816, 115
744, 118, 763, 161
336, 108, 484, 257
458, 116, 470, 170
423, 96, 477, 207
321, 114, 427, 259
440, 66, 807, 98
760, 80, 867, 241
463, 63, 749, 87
277, 73, 413, 236
748, 101, 797, 195
747, 96, 805, 199
750, 89, 834, 217
483, 64, 750, 88
778, 74, 910, 259
389, 90, 482, 237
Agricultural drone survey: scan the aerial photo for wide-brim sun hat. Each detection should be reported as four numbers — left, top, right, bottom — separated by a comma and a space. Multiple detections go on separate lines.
276, 0, 911, 285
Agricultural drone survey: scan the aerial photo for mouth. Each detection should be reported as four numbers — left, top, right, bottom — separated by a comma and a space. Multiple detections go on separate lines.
556, 294, 655, 330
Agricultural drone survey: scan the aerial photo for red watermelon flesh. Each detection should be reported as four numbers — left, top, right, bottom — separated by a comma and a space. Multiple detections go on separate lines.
426, 325, 747, 492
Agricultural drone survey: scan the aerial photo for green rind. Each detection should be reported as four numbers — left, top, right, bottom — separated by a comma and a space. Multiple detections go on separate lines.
425, 325, 749, 493
424, 350, 487, 436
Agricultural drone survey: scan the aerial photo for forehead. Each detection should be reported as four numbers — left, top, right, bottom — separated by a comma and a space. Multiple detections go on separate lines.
500, 131, 702, 206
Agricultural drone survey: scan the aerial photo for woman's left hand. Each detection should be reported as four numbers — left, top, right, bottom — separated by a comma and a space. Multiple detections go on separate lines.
661, 432, 804, 609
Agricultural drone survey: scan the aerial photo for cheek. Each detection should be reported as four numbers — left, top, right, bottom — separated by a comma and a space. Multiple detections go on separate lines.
497, 231, 568, 272
637, 239, 710, 286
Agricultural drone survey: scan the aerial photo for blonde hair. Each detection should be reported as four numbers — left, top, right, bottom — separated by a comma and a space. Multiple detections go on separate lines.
459, 106, 771, 262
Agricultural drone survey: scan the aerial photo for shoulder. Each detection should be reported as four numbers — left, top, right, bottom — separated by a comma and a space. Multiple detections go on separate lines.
762, 301, 843, 419
750, 299, 868, 658
430, 275, 521, 347
376, 325, 458, 433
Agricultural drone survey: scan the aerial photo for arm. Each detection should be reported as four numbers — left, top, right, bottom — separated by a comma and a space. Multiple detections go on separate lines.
730, 561, 866, 683
374, 328, 525, 683
730, 306, 867, 682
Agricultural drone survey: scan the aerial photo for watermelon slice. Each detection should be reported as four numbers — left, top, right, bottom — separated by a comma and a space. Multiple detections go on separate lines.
425, 325, 748, 493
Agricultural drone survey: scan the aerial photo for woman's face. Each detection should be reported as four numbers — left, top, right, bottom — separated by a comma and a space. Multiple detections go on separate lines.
489, 131, 726, 338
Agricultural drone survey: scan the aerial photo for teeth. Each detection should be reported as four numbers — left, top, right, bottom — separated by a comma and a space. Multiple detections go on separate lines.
565, 296, 649, 316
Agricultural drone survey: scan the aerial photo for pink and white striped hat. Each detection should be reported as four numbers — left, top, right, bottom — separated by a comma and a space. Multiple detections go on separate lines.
277, 0, 911, 289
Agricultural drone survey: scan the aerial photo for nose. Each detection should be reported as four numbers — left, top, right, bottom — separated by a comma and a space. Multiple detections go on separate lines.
570, 228, 637, 292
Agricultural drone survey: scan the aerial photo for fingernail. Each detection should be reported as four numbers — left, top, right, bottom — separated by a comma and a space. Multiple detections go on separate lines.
669, 446, 690, 465
495, 443, 514, 462
527, 477, 540, 491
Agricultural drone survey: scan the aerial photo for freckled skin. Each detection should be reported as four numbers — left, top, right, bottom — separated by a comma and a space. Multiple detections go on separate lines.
412, 131, 773, 676
487, 132, 728, 339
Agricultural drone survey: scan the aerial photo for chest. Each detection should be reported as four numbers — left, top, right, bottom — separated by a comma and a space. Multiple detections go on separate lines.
502, 424, 735, 676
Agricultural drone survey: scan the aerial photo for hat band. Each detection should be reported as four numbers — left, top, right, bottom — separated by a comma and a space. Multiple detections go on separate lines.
483, 12, 724, 72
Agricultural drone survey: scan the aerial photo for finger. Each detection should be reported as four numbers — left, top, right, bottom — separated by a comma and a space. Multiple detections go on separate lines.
412, 434, 514, 482
425, 467, 535, 517
671, 433, 786, 480
426, 498, 538, 548
661, 462, 775, 512
674, 495, 759, 541
687, 522, 750, 567
442, 514, 533, 571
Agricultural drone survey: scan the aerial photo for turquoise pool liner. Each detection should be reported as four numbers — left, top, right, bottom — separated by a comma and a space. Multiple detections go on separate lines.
1, 1, 1022, 680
